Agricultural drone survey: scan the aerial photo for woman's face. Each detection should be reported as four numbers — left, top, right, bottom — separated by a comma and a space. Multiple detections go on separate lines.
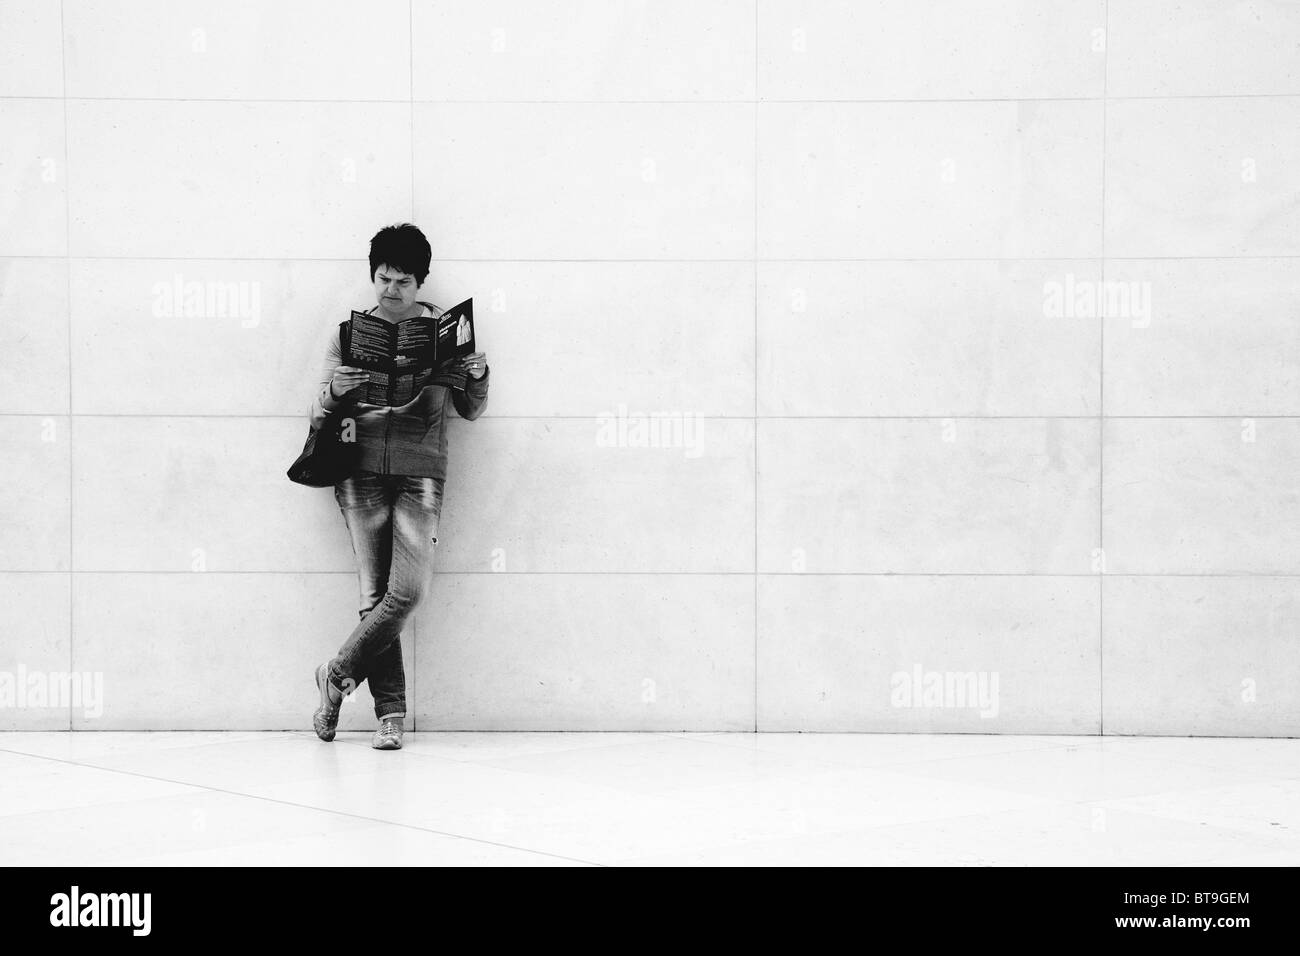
373, 264, 420, 314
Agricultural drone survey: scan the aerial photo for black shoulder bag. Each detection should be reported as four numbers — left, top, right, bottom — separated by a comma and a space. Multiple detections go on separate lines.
287, 321, 363, 487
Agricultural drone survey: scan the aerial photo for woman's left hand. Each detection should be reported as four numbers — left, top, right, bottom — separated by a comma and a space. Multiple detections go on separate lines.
461, 352, 488, 379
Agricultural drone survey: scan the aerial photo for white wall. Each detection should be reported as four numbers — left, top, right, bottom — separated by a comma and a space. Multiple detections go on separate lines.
2, 0, 1297, 734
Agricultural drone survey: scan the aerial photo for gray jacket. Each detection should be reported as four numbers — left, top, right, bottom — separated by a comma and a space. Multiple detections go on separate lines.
308, 301, 490, 479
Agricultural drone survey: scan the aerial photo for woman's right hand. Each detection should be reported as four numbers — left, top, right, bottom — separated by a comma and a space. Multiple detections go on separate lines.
329, 365, 370, 400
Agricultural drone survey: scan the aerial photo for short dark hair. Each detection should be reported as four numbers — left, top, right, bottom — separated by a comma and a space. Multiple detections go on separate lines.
369, 223, 431, 285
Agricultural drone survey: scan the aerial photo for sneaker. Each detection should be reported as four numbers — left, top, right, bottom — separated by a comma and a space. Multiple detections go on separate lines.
312, 662, 343, 742
372, 716, 404, 750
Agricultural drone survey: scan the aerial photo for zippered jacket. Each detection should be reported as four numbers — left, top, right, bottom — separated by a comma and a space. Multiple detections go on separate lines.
308, 300, 490, 479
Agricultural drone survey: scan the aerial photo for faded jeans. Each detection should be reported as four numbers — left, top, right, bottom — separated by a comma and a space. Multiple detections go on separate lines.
327, 470, 444, 720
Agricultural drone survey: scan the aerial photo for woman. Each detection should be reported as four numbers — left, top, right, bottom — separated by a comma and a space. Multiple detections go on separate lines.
309, 223, 490, 750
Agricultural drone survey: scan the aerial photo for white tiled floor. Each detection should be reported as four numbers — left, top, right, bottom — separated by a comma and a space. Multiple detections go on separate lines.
0, 732, 1296, 866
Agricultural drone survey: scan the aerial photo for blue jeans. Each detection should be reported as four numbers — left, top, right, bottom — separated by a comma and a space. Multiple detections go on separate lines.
328, 470, 444, 720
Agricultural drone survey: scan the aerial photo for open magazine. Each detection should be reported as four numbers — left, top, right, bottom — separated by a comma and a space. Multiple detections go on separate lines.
344, 297, 476, 406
